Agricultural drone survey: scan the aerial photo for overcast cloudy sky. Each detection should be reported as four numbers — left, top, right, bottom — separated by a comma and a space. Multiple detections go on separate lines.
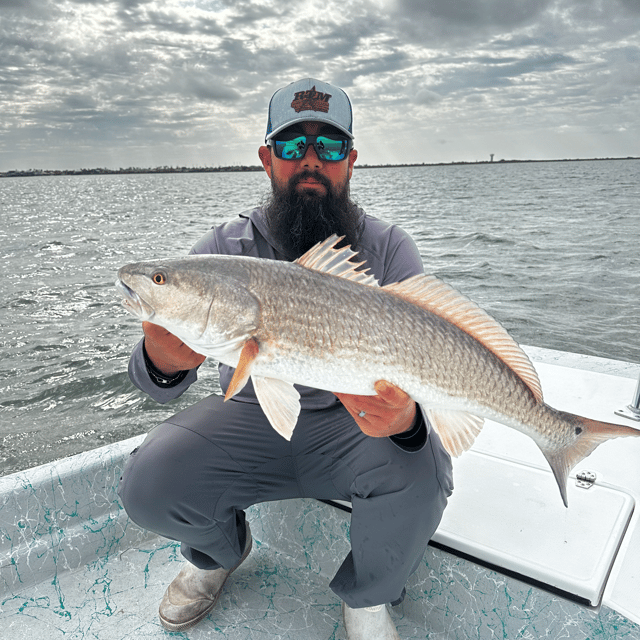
1, 0, 639, 170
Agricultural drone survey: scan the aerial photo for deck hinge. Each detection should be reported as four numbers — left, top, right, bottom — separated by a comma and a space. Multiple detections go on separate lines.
575, 470, 597, 490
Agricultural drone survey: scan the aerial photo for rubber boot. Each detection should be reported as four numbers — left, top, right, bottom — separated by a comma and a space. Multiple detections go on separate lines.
342, 601, 401, 639
158, 524, 252, 631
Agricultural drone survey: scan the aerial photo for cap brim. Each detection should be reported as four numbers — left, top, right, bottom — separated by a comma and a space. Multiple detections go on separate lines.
266, 116, 354, 141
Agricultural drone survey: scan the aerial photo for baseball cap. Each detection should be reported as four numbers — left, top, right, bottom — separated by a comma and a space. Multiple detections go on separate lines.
265, 78, 354, 142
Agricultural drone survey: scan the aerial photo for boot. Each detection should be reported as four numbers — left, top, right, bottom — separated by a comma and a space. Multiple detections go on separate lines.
158, 524, 252, 632
342, 601, 401, 640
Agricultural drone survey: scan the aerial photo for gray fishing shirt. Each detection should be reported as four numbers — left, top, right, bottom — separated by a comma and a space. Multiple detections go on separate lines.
128, 206, 425, 412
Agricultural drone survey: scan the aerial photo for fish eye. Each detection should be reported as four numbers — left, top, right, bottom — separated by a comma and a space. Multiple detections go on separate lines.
152, 271, 167, 285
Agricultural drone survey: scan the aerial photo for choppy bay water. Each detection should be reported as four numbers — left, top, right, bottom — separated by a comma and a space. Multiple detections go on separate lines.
1, 160, 639, 475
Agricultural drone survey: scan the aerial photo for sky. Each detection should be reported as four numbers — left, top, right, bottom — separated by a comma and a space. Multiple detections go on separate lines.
1, 0, 639, 170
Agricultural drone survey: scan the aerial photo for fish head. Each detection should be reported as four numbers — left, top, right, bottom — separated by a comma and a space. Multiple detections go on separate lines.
116, 256, 260, 357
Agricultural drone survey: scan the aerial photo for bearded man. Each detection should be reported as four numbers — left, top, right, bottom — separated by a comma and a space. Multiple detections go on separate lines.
118, 78, 453, 640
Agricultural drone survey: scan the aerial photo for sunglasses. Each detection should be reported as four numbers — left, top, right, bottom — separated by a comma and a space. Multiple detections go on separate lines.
268, 133, 352, 162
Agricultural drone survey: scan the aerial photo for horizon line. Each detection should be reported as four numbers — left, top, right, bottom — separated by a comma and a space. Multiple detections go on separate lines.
1, 156, 639, 178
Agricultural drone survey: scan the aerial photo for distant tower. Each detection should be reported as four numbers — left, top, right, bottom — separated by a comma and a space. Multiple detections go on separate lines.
490, 154, 495, 162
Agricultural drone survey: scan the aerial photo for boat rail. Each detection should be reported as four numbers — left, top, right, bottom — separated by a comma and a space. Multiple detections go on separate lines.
615, 370, 640, 421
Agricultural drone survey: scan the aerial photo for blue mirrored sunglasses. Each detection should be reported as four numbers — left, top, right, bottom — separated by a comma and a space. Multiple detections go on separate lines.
268, 133, 351, 162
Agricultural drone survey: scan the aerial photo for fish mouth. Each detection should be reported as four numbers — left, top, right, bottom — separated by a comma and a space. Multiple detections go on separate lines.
115, 279, 155, 320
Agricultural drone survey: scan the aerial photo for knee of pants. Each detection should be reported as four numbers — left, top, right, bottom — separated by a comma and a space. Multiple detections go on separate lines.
117, 425, 202, 532
118, 447, 162, 531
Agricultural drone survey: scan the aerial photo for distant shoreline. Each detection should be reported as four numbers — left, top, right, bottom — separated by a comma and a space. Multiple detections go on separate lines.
1, 156, 638, 178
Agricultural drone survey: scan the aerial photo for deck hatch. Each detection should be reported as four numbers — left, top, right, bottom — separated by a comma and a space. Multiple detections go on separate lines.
431, 450, 634, 605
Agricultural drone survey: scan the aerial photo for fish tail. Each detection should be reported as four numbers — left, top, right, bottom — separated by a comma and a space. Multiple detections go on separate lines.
541, 411, 640, 508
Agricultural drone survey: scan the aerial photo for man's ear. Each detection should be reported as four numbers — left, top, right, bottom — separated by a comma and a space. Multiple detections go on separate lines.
258, 145, 272, 179
347, 148, 358, 180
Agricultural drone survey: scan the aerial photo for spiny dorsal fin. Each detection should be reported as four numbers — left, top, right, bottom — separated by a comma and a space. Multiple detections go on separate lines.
295, 235, 379, 287
384, 274, 544, 402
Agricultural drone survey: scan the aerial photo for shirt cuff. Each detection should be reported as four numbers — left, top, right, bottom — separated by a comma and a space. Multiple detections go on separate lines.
389, 406, 428, 452
142, 342, 189, 388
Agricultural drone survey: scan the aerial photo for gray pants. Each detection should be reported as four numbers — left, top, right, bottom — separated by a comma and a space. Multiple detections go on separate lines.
118, 394, 453, 608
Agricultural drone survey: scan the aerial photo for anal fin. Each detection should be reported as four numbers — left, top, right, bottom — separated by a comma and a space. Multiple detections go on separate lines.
427, 409, 484, 457
252, 376, 301, 441
224, 338, 259, 401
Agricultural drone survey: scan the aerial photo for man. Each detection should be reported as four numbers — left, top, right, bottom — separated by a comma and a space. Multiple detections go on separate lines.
118, 78, 453, 639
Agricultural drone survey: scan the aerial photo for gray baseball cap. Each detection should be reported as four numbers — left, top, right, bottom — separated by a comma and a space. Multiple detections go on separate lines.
265, 78, 354, 141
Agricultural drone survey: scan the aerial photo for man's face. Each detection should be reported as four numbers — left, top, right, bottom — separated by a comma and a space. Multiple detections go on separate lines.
257, 121, 362, 257
258, 121, 357, 199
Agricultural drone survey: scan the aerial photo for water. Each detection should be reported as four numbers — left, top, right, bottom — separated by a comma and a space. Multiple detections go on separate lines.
1, 160, 638, 476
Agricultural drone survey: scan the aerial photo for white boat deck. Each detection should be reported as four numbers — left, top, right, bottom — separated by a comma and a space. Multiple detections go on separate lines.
2, 346, 640, 639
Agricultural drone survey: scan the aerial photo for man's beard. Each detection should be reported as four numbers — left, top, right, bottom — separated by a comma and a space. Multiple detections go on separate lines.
263, 170, 363, 258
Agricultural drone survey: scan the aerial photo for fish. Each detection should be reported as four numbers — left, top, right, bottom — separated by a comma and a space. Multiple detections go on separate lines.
116, 235, 640, 506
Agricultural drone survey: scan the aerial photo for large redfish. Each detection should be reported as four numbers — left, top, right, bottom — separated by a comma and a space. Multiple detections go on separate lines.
116, 235, 639, 506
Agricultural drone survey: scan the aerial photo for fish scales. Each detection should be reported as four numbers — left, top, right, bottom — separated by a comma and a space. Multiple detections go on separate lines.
249, 261, 399, 390
117, 234, 640, 506
251, 261, 368, 360
206, 255, 546, 432
245, 259, 432, 392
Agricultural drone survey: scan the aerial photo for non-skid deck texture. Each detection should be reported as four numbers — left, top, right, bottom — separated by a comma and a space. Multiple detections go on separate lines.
3, 347, 640, 640
3, 497, 639, 640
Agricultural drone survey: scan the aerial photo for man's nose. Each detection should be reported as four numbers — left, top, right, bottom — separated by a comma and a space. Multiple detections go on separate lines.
302, 143, 322, 169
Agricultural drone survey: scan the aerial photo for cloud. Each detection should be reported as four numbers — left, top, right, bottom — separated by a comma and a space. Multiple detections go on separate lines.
619, 0, 640, 13
333, 50, 409, 87
414, 88, 443, 105
1, 0, 640, 169
396, 0, 552, 27
389, 0, 555, 47
0, 0, 51, 13
225, 0, 282, 27
168, 66, 242, 102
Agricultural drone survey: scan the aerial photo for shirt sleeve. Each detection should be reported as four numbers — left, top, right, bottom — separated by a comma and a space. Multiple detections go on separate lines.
127, 337, 199, 403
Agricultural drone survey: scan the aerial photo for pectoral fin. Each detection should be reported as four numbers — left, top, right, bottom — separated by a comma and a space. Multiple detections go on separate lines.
426, 409, 484, 457
252, 376, 301, 441
224, 338, 260, 401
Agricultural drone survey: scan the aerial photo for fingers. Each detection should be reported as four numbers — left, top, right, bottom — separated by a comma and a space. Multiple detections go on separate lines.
334, 380, 417, 438
373, 380, 412, 408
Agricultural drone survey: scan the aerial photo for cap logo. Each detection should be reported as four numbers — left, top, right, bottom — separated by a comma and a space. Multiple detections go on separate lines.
291, 86, 332, 113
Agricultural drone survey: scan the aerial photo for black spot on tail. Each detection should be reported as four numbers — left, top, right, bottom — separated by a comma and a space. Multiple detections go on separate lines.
575, 427, 583, 435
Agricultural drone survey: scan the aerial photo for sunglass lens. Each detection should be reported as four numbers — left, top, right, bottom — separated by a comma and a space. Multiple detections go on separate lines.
316, 136, 349, 161
274, 136, 307, 159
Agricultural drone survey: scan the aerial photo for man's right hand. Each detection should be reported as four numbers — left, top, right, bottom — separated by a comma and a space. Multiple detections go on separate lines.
142, 321, 206, 376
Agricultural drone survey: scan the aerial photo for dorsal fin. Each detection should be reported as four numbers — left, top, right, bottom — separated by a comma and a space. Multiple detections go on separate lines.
384, 274, 544, 402
295, 235, 379, 287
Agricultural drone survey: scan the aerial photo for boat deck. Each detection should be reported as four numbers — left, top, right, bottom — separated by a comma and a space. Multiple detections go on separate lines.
2, 346, 640, 639
4, 497, 637, 640
1, 498, 355, 639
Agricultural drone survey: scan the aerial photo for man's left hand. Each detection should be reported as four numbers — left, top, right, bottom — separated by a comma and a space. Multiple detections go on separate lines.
334, 381, 417, 437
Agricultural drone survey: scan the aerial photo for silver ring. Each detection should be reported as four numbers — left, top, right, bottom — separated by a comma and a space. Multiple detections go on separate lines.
358, 410, 366, 418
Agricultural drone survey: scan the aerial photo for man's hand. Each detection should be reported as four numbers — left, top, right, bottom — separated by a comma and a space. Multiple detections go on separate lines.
334, 380, 417, 437
142, 321, 206, 376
